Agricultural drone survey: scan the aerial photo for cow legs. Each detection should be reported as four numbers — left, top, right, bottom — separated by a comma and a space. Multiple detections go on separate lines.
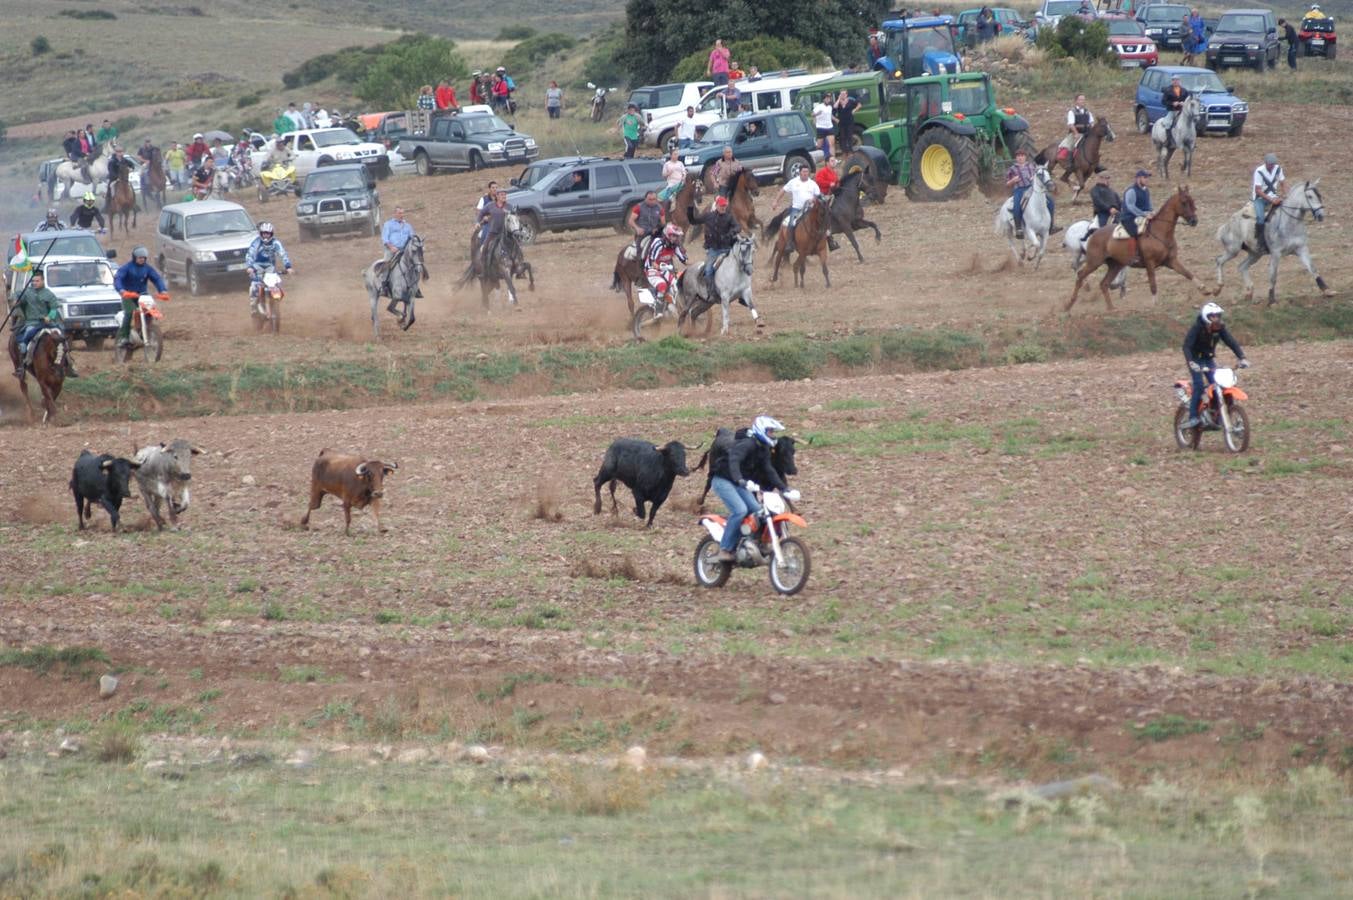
74, 488, 85, 530
342, 501, 352, 535
101, 498, 121, 532
142, 487, 166, 530
371, 498, 386, 534
592, 476, 605, 515
300, 485, 325, 529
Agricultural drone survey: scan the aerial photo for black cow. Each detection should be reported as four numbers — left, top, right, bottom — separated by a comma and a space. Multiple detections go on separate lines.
70, 450, 141, 531
592, 438, 698, 527
694, 428, 799, 507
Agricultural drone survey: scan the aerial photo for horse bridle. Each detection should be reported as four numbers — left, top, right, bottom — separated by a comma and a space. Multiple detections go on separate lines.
736, 238, 755, 275
1272, 185, 1322, 222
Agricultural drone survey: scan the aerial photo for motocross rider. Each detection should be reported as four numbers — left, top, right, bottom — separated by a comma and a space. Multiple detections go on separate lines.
707, 416, 799, 565
1182, 302, 1249, 429
10, 270, 78, 379
35, 208, 64, 232
245, 223, 294, 315
642, 223, 687, 315
67, 192, 106, 232
112, 247, 168, 351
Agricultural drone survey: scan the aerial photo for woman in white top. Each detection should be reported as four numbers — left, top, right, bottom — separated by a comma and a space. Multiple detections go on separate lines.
811, 93, 836, 158
658, 148, 687, 203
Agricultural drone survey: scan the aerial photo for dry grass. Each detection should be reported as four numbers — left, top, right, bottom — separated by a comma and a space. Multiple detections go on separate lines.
978, 34, 1048, 67
93, 722, 140, 764
569, 555, 643, 581
537, 763, 661, 816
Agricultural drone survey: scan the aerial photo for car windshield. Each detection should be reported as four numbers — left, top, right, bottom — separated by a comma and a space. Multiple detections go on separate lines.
884, 25, 955, 60
1044, 1, 1082, 17
43, 260, 114, 288
185, 209, 256, 238
1143, 6, 1188, 22
948, 79, 990, 115
463, 115, 511, 135
305, 170, 367, 192
1217, 13, 1267, 33
24, 234, 104, 258
1109, 20, 1145, 36
311, 129, 362, 148
700, 121, 741, 143
1173, 71, 1228, 93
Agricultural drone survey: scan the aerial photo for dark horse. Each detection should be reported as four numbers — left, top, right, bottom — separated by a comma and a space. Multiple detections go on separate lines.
1068, 185, 1213, 312
107, 165, 138, 237
457, 213, 534, 309
764, 163, 887, 263
767, 199, 831, 288
6, 326, 65, 424
1038, 118, 1115, 204
141, 147, 166, 210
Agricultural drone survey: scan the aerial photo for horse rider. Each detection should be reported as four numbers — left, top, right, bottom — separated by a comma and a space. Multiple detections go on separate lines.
380, 206, 416, 301
1120, 168, 1153, 264
642, 223, 688, 315
707, 415, 796, 565
136, 138, 156, 167
628, 190, 666, 257
35, 208, 64, 232
658, 148, 687, 213
472, 181, 499, 254
245, 222, 294, 316
474, 191, 514, 279
1251, 152, 1286, 255
105, 145, 131, 202
710, 146, 744, 200
771, 164, 822, 246
1160, 75, 1190, 146
1181, 302, 1249, 429
68, 192, 106, 232
112, 246, 168, 352
687, 195, 741, 286
1058, 94, 1094, 165
62, 129, 84, 163
1090, 171, 1120, 229
10, 269, 78, 379
814, 157, 842, 251
186, 133, 210, 169
190, 155, 216, 199
1004, 148, 1057, 239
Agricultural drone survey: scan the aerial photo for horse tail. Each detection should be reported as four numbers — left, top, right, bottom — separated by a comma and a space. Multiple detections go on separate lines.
610, 269, 622, 292
762, 211, 784, 246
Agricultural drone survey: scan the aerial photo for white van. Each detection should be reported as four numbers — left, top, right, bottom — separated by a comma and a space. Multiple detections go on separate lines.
647, 71, 839, 152
154, 199, 257, 295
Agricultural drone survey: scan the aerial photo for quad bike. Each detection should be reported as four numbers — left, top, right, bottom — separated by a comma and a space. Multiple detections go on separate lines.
258, 163, 296, 203
694, 489, 811, 596
1173, 365, 1250, 453
251, 271, 284, 334
115, 291, 166, 363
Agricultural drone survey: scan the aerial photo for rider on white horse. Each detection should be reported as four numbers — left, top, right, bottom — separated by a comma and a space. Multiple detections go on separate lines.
1058, 94, 1094, 163
1160, 75, 1190, 147
1005, 149, 1059, 239
1251, 153, 1286, 255
1090, 171, 1120, 229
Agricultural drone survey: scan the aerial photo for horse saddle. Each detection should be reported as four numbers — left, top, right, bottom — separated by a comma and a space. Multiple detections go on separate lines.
624, 235, 653, 261
23, 327, 65, 369
1111, 217, 1145, 240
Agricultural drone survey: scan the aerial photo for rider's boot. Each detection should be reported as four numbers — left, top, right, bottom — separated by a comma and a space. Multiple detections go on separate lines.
1048, 212, 1062, 236
1127, 238, 1140, 266
1255, 220, 1268, 255
1013, 219, 1024, 240
62, 338, 79, 378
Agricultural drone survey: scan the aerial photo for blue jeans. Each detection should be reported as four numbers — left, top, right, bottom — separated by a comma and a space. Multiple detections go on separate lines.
704, 247, 728, 279
710, 476, 759, 553
1012, 186, 1053, 227
1252, 197, 1270, 225
678, 138, 692, 150
16, 323, 42, 356
1188, 364, 1212, 420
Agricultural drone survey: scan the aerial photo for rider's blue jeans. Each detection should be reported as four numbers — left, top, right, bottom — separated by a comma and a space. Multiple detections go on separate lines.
1012, 186, 1054, 227
16, 323, 42, 356
1252, 197, 1270, 225
1188, 363, 1212, 420
710, 476, 759, 553
704, 247, 728, 279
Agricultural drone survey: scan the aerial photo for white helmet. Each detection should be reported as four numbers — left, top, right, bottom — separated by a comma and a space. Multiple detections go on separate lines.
258, 222, 275, 237
1199, 302, 1224, 323
751, 415, 784, 447
663, 223, 683, 242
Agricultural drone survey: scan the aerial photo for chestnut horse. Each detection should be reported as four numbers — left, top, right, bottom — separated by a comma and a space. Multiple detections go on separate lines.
1067, 185, 1213, 312
768, 198, 830, 288
1038, 117, 1115, 204
667, 173, 704, 245
705, 169, 761, 234
107, 165, 138, 237
6, 328, 65, 424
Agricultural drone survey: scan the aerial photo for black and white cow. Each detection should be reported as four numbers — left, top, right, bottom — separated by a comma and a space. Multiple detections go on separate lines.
70, 450, 140, 531
133, 439, 204, 530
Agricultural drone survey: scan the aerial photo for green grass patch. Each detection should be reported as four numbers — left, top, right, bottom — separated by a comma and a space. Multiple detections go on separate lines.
0, 645, 108, 676
1130, 715, 1212, 743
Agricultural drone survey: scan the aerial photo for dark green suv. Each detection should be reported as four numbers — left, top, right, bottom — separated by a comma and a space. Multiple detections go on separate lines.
679, 110, 824, 185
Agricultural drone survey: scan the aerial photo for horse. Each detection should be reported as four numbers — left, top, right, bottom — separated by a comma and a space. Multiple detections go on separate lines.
611, 242, 646, 315
1064, 219, 1126, 301
55, 144, 111, 201
994, 164, 1056, 269
1067, 185, 1213, 312
141, 149, 166, 210
667, 174, 704, 244
768, 198, 831, 288
763, 165, 887, 263
1214, 180, 1334, 305
1151, 95, 1202, 180
1038, 118, 1115, 203
363, 234, 428, 338
107, 165, 139, 237
6, 326, 65, 425
675, 235, 759, 336
706, 169, 761, 234
457, 213, 534, 310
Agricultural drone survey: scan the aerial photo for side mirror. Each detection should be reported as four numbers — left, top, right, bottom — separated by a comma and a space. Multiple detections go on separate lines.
1225, 85, 1235, 93
509, 177, 519, 187
106, 249, 117, 259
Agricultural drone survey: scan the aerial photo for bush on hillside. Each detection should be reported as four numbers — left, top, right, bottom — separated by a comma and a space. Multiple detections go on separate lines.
582, 24, 629, 90
356, 36, 468, 109
0, 120, 7, 146
501, 33, 578, 79
58, 8, 116, 19
670, 36, 829, 83
31, 35, 51, 55
497, 25, 537, 41
1036, 17, 1113, 64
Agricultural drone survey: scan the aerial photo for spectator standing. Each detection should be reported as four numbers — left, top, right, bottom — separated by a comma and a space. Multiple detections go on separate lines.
435, 80, 459, 111
677, 106, 698, 149
618, 103, 644, 158
95, 119, 118, 145
1279, 18, 1299, 70
722, 83, 742, 116
165, 142, 187, 187
417, 85, 436, 110
975, 8, 998, 43
835, 89, 859, 154
285, 103, 306, 131
273, 108, 294, 135
210, 139, 231, 166
812, 94, 835, 158
867, 31, 884, 66
728, 60, 746, 82
545, 81, 563, 119
708, 39, 731, 85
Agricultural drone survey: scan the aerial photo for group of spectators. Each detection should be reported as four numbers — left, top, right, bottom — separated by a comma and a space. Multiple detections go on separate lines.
270, 101, 334, 136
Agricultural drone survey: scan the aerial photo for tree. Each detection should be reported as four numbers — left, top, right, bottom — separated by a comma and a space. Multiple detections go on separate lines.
621, 0, 888, 84
356, 36, 469, 109
31, 35, 51, 55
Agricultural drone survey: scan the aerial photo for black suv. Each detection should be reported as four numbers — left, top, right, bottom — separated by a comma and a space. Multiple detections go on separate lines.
1206, 8, 1280, 72
294, 164, 380, 240
504, 157, 667, 243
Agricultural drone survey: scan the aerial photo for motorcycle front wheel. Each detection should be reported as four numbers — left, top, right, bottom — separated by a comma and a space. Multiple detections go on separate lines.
693, 536, 731, 588
1173, 406, 1201, 451
1223, 402, 1250, 453
768, 537, 811, 596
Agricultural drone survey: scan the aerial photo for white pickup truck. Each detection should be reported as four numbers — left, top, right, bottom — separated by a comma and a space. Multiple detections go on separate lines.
275, 128, 390, 179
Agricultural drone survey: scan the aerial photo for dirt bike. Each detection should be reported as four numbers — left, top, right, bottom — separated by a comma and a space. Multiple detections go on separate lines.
587, 83, 615, 123
115, 291, 166, 363
251, 271, 284, 334
1173, 365, 1250, 453
694, 489, 811, 596
258, 163, 296, 203
631, 262, 680, 338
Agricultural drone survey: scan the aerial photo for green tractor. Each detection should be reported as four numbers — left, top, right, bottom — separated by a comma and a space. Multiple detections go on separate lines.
862, 71, 1037, 201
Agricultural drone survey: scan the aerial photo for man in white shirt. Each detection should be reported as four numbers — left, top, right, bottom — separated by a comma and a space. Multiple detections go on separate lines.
1058, 94, 1094, 162
811, 94, 835, 158
1252, 152, 1285, 254
677, 107, 698, 150
770, 166, 822, 244
285, 103, 306, 132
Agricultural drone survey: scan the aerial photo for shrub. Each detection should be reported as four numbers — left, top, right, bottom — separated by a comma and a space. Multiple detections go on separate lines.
1036, 17, 1113, 64
501, 33, 578, 78
670, 36, 829, 83
31, 35, 51, 55
497, 25, 537, 41
59, 9, 117, 19
357, 36, 469, 109
94, 721, 140, 763
236, 92, 261, 109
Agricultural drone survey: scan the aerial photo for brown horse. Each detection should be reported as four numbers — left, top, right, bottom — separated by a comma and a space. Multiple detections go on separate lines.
705, 169, 761, 234
1039, 118, 1115, 204
1067, 185, 1213, 312
107, 166, 138, 237
6, 327, 65, 424
611, 245, 645, 315
142, 148, 166, 210
667, 174, 704, 245
768, 199, 831, 288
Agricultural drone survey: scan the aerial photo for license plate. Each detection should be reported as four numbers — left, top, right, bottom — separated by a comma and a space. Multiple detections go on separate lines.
321, 215, 344, 224
226, 262, 246, 271
1224, 56, 1244, 62
508, 149, 524, 157
91, 318, 118, 328
1312, 39, 1325, 45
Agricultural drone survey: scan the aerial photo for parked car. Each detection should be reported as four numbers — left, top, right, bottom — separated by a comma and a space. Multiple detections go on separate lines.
397, 112, 539, 175
275, 127, 390, 179
5, 231, 121, 349
1299, 12, 1336, 58
503, 157, 666, 243
672, 71, 836, 152
1134, 65, 1248, 137
956, 7, 1029, 46
1106, 17, 1160, 67
1137, 3, 1191, 49
631, 81, 714, 149
680, 110, 824, 186
1033, 0, 1093, 35
795, 70, 906, 139
154, 199, 257, 295
295, 163, 380, 241
1205, 8, 1281, 72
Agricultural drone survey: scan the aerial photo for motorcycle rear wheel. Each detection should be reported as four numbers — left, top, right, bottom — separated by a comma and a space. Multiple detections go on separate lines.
145, 322, 164, 363
1173, 405, 1201, 450
693, 536, 731, 588
769, 537, 811, 596
631, 304, 661, 341
1223, 402, 1250, 453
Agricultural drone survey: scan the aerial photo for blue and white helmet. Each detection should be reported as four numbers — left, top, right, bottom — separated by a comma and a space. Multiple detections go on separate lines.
751, 415, 784, 447
258, 222, 275, 238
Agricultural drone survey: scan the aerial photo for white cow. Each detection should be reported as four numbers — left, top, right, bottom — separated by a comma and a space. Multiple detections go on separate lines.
132, 439, 204, 530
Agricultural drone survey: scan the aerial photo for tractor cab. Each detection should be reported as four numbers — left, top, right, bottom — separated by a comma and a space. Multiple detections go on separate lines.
875, 15, 962, 79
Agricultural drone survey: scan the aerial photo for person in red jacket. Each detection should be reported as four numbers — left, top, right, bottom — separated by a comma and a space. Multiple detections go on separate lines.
186, 133, 210, 167
814, 156, 839, 196
435, 80, 459, 111
469, 71, 484, 104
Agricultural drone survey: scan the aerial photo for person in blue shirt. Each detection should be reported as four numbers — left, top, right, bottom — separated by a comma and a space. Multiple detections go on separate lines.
113, 246, 168, 349
379, 206, 418, 301
245, 222, 294, 315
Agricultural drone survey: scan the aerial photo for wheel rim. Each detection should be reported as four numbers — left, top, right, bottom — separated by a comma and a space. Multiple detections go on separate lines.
1225, 404, 1248, 452
920, 145, 953, 190
695, 540, 727, 586
770, 542, 808, 593
188, 265, 200, 294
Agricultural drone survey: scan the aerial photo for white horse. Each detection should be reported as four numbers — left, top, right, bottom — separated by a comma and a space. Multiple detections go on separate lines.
995, 165, 1055, 269
55, 144, 112, 201
676, 235, 760, 336
1215, 179, 1334, 305
363, 234, 428, 338
1064, 219, 1126, 299
1151, 95, 1202, 180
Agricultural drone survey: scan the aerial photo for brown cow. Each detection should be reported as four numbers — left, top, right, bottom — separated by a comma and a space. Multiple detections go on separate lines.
299, 449, 398, 535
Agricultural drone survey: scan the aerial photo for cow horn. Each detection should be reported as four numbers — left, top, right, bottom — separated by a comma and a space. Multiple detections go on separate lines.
355, 463, 368, 476
100, 459, 113, 471
382, 461, 399, 470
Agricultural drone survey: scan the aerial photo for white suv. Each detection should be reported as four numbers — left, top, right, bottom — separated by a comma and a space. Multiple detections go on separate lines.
632, 81, 714, 149
275, 127, 390, 179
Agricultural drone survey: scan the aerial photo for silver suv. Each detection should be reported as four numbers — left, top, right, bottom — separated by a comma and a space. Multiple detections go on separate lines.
5, 230, 122, 349
504, 157, 667, 243
154, 200, 257, 295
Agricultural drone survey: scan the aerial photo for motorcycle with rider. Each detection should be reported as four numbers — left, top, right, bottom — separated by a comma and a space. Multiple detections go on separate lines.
245, 222, 294, 332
